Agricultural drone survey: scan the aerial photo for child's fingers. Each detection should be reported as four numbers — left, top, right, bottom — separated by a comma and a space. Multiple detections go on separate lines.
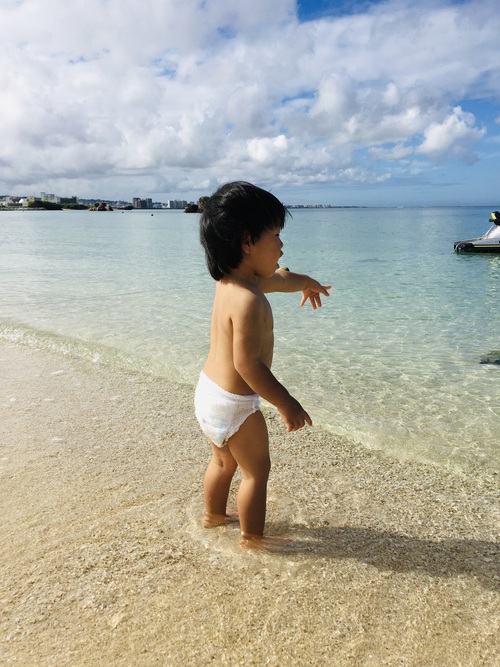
300, 285, 331, 308
300, 293, 318, 309
285, 413, 313, 431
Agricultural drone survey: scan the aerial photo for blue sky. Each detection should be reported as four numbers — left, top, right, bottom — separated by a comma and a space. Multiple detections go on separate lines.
298, 0, 386, 20
1, 0, 499, 206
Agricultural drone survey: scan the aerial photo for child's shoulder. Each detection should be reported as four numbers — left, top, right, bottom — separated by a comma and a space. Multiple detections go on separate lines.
216, 279, 266, 310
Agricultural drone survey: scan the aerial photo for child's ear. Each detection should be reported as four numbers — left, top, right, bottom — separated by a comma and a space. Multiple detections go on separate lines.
242, 231, 252, 254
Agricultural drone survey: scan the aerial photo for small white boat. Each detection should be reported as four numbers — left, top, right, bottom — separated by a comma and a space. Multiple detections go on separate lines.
454, 211, 500, 253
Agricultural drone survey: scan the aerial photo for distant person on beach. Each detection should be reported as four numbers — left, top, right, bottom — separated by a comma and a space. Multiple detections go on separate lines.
195, 181, 331, 548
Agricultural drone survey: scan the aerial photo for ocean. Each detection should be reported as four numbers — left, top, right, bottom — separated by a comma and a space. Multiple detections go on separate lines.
1, 206, 498, 473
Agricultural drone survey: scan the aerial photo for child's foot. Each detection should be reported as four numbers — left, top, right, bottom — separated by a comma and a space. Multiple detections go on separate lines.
203, 509, 239, 528
239, 533, 295, 551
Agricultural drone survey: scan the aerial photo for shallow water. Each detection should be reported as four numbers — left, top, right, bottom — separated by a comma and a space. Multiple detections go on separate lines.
1, 206, 498, 471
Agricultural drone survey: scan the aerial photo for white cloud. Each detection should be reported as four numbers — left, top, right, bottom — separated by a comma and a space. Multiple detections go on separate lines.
247, 135, 289, 164
0, 0, 499, 200
417, 107, 486, 162
369, 143, 415, 161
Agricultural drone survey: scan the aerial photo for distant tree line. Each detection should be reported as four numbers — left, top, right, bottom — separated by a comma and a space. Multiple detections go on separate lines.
28, 200, 89, 210
28, 201, 103, 211
28, 200, 63, 210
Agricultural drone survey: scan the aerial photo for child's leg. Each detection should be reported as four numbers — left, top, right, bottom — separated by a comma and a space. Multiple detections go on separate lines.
204, 441, 238, 527
227, 410, 270, 539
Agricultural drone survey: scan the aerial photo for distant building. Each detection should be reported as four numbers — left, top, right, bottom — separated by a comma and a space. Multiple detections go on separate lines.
166, 199, 188, 209
40, 192, 59, 203
133, 198, 153, 209
38, 192, 77, 205
1, 196, 23, 207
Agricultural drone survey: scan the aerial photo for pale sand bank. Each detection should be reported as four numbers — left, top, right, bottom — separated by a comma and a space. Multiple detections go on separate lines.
1, 341, 498, 666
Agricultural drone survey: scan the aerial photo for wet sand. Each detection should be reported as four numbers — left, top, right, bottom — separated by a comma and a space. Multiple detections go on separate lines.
1, 340, 498, 666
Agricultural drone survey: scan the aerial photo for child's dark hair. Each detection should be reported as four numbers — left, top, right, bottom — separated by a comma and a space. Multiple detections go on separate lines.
199, 181, 290, 280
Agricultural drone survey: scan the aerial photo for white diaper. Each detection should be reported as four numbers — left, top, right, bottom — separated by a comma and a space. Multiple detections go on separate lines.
194, 372, 260, 447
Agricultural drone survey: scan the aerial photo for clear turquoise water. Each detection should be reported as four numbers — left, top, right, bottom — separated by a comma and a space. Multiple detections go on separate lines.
1, 207, 498, 472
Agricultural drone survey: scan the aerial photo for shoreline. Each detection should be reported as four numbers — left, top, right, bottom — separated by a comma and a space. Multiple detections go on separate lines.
1, 340, 498, 666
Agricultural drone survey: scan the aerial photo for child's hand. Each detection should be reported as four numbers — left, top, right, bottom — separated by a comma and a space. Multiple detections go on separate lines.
300, 279, 331, 310
278, 397, 313, 432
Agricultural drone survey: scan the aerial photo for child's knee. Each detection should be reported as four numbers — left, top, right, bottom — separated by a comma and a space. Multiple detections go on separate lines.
211, 453, 237, 476
242, 456, 271, 481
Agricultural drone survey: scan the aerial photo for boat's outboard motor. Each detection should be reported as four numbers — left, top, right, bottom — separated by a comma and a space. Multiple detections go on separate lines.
489, 211, 500, 225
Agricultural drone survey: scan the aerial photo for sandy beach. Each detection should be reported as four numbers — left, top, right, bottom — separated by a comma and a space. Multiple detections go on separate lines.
1, 340, 498, 666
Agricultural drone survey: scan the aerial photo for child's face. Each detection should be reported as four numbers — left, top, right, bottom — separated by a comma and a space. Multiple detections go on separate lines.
249, 225, 284, 277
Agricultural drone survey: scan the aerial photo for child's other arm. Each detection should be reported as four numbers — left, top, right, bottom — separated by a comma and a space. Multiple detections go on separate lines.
232, 294, 312, 432
259, 271, 331, 310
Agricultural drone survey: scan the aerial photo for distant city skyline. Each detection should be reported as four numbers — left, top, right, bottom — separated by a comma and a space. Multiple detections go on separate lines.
2, 189, 498, 210
1, 1, 499, 207
0, 192, 191, 210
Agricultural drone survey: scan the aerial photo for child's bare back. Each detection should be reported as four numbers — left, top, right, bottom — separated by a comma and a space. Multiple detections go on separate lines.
203, 277, 274, 396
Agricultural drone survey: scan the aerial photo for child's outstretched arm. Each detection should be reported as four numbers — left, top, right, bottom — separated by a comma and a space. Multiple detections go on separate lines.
259, 270, 331, 310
